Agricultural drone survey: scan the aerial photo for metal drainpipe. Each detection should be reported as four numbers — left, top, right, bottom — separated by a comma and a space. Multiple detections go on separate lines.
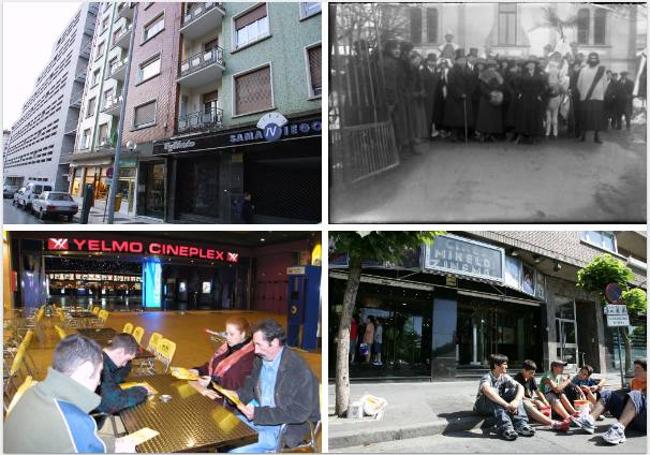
107, 3, 138, 224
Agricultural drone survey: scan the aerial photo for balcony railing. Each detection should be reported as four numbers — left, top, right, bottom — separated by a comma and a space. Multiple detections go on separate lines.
179, 46, 224, 79
183, 2, 223, 25
177, 109, 224, 134
117, 2, 134, 20
74, 71, 87, 83
113, 23, 133, 49
107, 58, 128, 81
80, 42, 92, 59
101, 95, 123, 116
70, 97, 82, 109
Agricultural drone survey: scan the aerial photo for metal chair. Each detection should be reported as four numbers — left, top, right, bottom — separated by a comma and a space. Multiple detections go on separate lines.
275, 421, 321, 453
134, 332, 163, 376
122, 322, 134, 334
131, 326, 145, 345
156, 338, 176, 373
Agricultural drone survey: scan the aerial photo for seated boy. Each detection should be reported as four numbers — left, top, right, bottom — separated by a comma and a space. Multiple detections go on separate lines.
571, 364, 606, 405
474, 353, 536, 441
575, 359, 646, 444
513, 359, 569, 432
540, 360, 583, 420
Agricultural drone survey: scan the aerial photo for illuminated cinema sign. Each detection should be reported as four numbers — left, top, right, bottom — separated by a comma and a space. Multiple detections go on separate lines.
47, 238, 239, 263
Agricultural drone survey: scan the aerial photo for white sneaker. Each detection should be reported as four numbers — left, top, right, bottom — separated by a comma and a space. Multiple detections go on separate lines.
602, 423, 626, 445
573, 413, 596, 434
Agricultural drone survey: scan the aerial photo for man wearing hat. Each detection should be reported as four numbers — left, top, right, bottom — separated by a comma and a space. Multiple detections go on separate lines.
438, 31, 459, 61
421, 53, 441, 139
615, 71, 635, 130
514, 56, 546, 144
443, 49, 475, 141
476, 59, 505, 141
576, 52, 608, 143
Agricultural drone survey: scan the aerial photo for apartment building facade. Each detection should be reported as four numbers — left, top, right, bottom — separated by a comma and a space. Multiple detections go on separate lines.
69, 1, 322, 223
3, 3, 98, 191
329, 231, 647, 381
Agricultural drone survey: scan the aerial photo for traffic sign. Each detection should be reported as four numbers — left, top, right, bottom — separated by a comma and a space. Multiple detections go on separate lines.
605, 305, 630, 327
604, 304, 628, 315
605, 283, 623, 304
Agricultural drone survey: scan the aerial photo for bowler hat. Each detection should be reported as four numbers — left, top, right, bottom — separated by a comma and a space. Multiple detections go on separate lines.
455, 48, 466, 60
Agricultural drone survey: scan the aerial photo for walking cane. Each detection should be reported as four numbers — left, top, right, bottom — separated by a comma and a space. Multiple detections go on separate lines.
463, 97, 468, 144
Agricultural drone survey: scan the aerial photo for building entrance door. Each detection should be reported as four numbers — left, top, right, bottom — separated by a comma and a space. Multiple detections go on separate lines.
138, 161, 165, 219
555, 297, 579, 369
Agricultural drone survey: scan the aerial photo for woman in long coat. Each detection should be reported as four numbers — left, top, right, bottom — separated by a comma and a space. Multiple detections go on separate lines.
476, 60, 505, 141
444, 53, 475, 141
407, 50, 430, 144
514, 56, 547, 144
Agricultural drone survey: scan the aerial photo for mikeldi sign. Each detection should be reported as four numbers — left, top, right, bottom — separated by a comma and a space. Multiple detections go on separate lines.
47, 238, 239, 263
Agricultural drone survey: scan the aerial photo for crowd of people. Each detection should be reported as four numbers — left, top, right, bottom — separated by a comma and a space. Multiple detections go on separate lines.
376, 34, 638, 154
4, 318, 320, 453
474, 354, 646, 444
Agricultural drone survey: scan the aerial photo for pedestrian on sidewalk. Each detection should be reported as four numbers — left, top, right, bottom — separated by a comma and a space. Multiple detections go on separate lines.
576, 52, 607, 143
574, 358, 646, 445
372, 318, 383, 366
513, 359, 570, 432
362, 316, 374, 364
349, 316, 358, 364
473, 353, 536, 441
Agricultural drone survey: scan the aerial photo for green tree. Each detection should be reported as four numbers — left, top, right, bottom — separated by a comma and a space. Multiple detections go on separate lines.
576, 254, 640, 372
330, 231, 443, 416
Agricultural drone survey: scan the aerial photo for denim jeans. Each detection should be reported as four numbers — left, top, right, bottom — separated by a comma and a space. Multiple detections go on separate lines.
474, 383, 530, 433
229, 413, 282, 453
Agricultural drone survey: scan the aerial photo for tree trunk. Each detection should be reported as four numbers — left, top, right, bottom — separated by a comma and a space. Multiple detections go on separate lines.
335, 255, 362, 417
621, 328, 633, 373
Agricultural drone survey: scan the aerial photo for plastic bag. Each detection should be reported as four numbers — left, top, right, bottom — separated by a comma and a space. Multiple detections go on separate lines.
360, 393, 388, 419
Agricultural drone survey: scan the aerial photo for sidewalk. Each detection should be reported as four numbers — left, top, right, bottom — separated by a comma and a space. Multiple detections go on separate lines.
328, 373, 628, 450
71, 197, 162, 224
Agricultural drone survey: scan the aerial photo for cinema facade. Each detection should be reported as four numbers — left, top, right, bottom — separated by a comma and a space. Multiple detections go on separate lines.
329, 231, 647, 381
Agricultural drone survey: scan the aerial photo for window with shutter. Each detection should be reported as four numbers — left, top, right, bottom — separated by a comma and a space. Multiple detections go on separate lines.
426, 8, 438, 43
234, 3, 269, 48
594, 9, 606, 45
410, 7, 422, 45
134, 100, 156, 128
577, 9, 590, 45
144, 14, 164, 41
87, 97, 96, 118
307, 45, 321, 97
98, 124, 109, 144
140, 55, 161, 82
235, 66, 272, 115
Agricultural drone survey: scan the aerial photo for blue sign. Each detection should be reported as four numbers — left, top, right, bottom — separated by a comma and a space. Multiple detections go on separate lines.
142, 258, 162, 308
263, 123, 283, 142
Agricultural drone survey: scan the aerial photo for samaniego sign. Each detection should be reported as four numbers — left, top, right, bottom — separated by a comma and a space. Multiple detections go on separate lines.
47, 238, 239, 263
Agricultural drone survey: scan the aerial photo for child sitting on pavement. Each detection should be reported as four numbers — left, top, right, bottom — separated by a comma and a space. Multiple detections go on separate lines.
540, 360, 584, 420
473, 353, 536, 441
571, 364, 606, 405
574, 358, 647, 445
513, 359, 570, 432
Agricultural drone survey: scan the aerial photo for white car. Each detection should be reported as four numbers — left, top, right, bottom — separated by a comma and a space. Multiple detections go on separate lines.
14, 183, 52, 209
31, 191, 78, 221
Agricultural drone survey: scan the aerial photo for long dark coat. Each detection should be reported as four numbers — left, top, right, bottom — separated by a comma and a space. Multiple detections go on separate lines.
407, 65, 431, 139
420, 66, 440, 132
433, 69, 448, 126
444, 65, 475, 129
502, 71, 519, 129
515, 69, 546, 136
476, 73, 505, 134
380, 55, 410, 147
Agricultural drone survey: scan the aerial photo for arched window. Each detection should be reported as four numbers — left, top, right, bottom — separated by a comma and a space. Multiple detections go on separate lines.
410, 7, 422, 45
594, 9, 607, 45
426, 8, 438, 43
577, 8, 590, 45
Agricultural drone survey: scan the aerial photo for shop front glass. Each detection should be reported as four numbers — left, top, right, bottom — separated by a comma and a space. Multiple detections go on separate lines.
457, 294, 544, 371
555, 296, 578, 368
176, 157, 220, 220
71, 168, 83, 196
117, 166, 136, 213
138, 161, 165, 218
329, 278, 433, 380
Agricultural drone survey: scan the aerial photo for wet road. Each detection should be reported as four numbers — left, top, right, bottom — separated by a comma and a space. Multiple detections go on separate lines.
3, 199, 74, 224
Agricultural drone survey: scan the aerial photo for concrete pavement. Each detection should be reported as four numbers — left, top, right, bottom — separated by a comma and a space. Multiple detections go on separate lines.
328, 374, 646, 452
330, 126, 646, 223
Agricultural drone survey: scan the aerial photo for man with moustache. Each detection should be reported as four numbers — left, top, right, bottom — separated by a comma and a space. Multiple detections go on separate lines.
576, 52, 608, 143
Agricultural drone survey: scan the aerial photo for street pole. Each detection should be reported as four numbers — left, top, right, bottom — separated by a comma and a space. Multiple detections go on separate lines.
616, 327, 625, 389
106, 3, 138, 224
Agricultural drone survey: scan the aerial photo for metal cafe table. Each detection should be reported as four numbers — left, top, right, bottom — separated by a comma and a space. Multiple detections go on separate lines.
119, 375, 258, 452
76, 328, 154, 360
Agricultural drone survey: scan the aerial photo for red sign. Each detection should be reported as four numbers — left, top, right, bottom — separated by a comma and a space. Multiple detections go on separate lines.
47, 238, 239, 263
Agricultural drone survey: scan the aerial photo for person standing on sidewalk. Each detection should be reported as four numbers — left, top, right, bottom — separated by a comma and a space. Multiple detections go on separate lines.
363, 316, 375, 364
473, 353, 536, 441
349, 316, 358, 364
576, 52, 607, 143
372, 318, 383, 366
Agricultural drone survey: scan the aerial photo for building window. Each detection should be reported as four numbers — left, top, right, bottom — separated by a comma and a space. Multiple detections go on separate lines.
112, 26, 122, 46
409, 7, 422, 45
133, 100, 156, 128
577, 8, 590, 45
594, 9, 607, 45
204, 37, 219, 52
299, 2, 320, 19
143, 13, 164, 42
81, 128, 91, 148
139, 55, 161, 82
234, 3, 269, 49
101, 16, 109, 33
234, 65, 272, 115
203, 90, 219, 114
98, 123, 109, 145
426, 8, 438, 43
306, 44, 321, 97
95, 41, 105, 60
103, 88, 114, 106
91, 69, 100, 86
86, 97, 96, 118
581, 231, 617, 253
498, 3, 517, 45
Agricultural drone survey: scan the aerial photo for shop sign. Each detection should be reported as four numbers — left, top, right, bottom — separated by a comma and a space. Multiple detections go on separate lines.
47, 238, 239, 263
424, 235, 504, 282
153, 115, 321, 155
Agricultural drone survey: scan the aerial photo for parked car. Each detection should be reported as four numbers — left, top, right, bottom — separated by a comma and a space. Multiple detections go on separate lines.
14, 183, 52, 209
12, 187, 26, 206
31, 191, 78, 221
3, 184, 19, 198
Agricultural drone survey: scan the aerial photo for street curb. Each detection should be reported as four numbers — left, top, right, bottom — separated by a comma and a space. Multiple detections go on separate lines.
329, 415, 486, 450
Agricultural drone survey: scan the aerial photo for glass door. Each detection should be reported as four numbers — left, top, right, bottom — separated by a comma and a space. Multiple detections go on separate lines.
138, 162, 166, 218
555, 297, 579, 369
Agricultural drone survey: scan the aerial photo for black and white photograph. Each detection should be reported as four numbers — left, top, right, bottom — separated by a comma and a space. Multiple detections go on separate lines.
329, 2, 647, 223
